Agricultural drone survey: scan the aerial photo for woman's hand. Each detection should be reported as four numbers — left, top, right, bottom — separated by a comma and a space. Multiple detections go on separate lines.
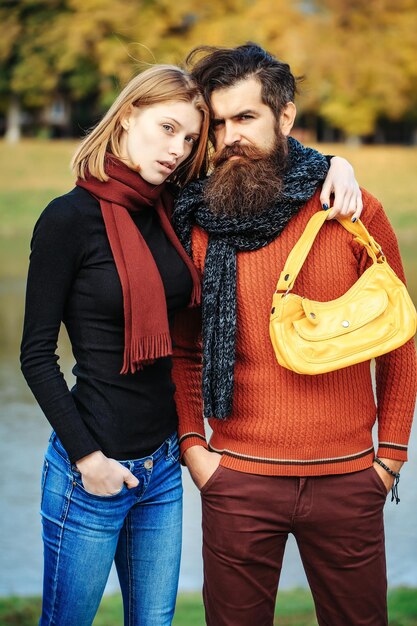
75, 450, 139, 496
320, 156, 363, 221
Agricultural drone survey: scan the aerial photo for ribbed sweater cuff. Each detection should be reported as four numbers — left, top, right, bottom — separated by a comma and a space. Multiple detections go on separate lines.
377, 443, 408, 462
179, 433, 208, 464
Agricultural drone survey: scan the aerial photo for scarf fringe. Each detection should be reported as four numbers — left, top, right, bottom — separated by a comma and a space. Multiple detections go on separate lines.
121, 333, 173, 374
77, 162, 200, 377
189, 281, 202, 307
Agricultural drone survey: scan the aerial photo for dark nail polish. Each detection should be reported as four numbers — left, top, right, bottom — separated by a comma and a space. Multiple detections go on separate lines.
322, 203, 329, 211
351, 217, 357, 223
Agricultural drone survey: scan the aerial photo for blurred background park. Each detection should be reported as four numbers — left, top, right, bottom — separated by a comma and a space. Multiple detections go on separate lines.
1, 0, 417, 624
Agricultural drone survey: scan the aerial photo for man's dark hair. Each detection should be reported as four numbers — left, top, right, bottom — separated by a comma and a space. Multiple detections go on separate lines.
185, 43, 300, 119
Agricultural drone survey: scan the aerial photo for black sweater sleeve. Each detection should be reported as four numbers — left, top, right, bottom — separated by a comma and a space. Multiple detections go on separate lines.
20, 196, 100, 461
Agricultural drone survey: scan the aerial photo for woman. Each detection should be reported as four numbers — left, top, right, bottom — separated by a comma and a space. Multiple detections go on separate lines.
20, 65, 209, 626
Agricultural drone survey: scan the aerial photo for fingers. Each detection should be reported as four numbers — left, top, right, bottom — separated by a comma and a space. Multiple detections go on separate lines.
322, 155, 363, 221
351, 185, 363, 222
323, 184, 363, 222
123, 468, 139, 489
319, 180, 332, 214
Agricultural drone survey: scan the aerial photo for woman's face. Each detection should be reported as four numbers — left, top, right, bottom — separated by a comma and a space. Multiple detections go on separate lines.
119, 100, 202, 185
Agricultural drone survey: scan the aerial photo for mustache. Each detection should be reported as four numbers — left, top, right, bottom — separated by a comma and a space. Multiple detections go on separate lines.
212, 144, 269, 167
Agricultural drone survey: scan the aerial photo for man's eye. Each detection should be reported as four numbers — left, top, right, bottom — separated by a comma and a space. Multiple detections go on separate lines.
211, 120, 224, 129
239, 115, 253, 121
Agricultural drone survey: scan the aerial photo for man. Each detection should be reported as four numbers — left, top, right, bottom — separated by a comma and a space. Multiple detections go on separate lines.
172, 44, 417, 626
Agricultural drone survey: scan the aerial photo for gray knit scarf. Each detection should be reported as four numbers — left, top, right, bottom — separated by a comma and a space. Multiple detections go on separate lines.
172, 137, 328, 419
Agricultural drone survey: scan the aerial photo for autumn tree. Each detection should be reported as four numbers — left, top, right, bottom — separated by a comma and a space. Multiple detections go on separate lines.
1, 0, 416, 141
0, 0, 94, 140
0, 0, 253, 140
299, 0, 417, 138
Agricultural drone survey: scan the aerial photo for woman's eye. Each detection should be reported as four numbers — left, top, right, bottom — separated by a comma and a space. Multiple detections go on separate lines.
185, 136, 196, 145
162, 124, 174, 132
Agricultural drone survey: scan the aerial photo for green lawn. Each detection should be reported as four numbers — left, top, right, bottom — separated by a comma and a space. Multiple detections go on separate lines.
0, 588, 416, 626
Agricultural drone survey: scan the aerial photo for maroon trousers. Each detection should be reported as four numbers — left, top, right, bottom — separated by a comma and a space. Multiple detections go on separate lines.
201, 466, 388, 626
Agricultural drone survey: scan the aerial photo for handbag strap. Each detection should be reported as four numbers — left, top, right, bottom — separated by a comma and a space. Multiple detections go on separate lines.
276, 211, 385, 292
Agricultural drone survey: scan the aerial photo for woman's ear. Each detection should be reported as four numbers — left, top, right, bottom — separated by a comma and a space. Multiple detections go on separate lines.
120, 105, 134, 131
279, 102, 296, 137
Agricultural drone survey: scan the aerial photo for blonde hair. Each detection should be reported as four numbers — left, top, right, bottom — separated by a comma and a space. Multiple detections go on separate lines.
72, 65, 209, 186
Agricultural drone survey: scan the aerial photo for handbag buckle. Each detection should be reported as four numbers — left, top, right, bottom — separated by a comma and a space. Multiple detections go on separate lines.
275, 287, 292, 296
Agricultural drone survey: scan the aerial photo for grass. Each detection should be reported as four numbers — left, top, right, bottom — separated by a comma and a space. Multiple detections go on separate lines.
0, 140, 78, 277
0, 140, 75, 236
0, 588, 416, 625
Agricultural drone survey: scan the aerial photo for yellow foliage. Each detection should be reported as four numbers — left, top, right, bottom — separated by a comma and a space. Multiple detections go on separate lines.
1, 0, 417, 136
0, 11, 21, 63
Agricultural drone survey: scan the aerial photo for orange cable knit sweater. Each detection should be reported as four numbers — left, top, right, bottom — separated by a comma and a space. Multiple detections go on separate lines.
172, 189, 417, 476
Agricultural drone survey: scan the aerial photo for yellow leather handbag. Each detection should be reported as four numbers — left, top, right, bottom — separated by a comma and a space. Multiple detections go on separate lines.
269, 211, 417, 375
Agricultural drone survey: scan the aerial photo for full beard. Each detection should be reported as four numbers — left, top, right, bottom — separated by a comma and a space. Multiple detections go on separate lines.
203, 134, 288, 218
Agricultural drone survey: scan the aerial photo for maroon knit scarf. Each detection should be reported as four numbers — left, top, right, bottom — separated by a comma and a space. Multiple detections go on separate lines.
77, 156, 201, 374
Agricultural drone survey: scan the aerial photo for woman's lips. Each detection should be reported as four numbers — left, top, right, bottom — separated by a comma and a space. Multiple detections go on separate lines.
158, 160, 176, 172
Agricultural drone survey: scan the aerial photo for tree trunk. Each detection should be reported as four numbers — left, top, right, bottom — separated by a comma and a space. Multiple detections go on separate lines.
4, 95, 21, 143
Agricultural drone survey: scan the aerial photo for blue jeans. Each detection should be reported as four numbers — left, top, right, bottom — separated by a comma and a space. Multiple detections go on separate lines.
40, 431, 183, 626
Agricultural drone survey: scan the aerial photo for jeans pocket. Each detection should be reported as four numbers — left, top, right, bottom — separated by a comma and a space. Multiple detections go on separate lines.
166, 434, 180, 464
71, 467, 126, 499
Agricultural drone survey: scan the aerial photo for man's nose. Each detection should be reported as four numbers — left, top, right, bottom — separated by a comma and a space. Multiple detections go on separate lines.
222, 123, 241, 146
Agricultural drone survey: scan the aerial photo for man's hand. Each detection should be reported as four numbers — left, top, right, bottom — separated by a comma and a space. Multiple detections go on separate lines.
320, 156, 363, 221
183, 446, 222, 491
373, 457, 403, 494
75, 450, 139, 496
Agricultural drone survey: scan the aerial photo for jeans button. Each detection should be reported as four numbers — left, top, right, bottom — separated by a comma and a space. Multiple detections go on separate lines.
144, 459, 153, 470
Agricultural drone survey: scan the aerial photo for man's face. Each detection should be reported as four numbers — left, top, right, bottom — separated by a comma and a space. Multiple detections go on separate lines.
210, 77, 277, 156
203, 76, 295, 217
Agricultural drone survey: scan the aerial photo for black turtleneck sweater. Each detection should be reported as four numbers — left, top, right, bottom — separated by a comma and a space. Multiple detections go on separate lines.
20, 186, 193, 463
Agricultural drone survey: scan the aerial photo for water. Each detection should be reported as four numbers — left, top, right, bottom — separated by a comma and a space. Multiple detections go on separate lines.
1, 277, 416, 597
